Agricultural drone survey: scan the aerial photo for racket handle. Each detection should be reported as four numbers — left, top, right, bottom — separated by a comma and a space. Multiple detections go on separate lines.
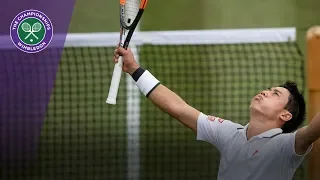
106, 56, 123, 104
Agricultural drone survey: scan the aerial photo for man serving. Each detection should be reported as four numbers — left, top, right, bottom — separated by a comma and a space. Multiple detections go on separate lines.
113, 46, 320, 180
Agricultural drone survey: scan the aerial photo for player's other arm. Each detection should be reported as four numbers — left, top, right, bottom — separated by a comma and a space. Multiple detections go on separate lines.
295, 112, 320, 155
114, 47, 200, 132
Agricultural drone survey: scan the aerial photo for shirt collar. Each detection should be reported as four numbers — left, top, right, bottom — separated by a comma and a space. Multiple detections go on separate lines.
242, 123, 283, 139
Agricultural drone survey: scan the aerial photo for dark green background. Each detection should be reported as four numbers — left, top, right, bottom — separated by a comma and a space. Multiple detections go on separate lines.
68, 0, 320, 54
18, 18, 45, 45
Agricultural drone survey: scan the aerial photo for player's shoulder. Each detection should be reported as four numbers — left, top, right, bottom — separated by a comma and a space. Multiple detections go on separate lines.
273, 131, 296, 140
262, 131, 296, 147
205, 114, 245, 128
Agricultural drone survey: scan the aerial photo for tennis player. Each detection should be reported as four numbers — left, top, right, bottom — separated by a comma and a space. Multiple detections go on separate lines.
113, 47, 320, 180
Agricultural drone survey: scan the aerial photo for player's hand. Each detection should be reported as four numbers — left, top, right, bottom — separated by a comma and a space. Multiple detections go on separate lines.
113, 47, 140, 75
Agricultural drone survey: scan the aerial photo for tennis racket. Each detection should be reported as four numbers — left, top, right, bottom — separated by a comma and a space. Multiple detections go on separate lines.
106, 0, 148, 105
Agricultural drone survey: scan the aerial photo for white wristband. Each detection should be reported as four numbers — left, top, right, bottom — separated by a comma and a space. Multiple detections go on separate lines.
135, 70, 160, 97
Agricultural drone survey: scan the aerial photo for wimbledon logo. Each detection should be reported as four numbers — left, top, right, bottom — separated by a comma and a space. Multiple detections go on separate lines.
10, 9, 53, 53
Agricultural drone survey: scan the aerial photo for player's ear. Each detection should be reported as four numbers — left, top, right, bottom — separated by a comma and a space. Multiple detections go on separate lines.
280, 110, 292, 122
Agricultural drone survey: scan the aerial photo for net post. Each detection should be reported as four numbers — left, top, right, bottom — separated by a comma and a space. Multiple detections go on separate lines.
306, 25, 320, 180
126, 34, 140, 180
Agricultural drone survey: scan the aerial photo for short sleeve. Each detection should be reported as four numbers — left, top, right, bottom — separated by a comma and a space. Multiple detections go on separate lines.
196, 112, 240, 151
280, 131, 313, 158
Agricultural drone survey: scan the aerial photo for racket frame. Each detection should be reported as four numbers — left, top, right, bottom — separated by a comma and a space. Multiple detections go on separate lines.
106, 0, 148, 104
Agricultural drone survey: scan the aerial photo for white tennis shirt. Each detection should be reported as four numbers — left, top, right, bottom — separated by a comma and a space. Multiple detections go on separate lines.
196, 112, 312, 180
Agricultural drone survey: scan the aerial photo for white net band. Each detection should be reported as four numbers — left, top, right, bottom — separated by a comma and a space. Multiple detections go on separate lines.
0, 27, 296, 49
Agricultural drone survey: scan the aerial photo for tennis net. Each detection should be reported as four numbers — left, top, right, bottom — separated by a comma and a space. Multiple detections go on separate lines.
2, 28, 307, 180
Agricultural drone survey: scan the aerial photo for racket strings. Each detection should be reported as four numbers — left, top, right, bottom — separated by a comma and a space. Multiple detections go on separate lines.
22, 23, 31, 31
32, 23, 42, 32
124, 0, 140, 25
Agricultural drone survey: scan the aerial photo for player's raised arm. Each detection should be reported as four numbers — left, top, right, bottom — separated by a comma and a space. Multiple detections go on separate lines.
113, 47, 201, 132
113, 47, 242, 151
294, 112, 320, 155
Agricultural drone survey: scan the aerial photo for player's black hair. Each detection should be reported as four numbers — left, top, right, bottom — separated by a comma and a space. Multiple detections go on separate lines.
279, 81, 306, 133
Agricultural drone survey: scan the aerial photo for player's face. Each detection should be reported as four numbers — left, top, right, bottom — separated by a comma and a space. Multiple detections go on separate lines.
250, 87, 292, 121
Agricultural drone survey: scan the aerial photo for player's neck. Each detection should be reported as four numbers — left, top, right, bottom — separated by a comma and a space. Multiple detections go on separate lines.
247, 114, 279, 140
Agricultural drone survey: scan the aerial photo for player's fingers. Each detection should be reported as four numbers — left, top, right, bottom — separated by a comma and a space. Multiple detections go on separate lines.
113, 49, 120, 62
117, 47, 130, 55
115, 48, 126, 57
113, 56, 118, 63
126, 47, 131, 52
114, 48, 120, 56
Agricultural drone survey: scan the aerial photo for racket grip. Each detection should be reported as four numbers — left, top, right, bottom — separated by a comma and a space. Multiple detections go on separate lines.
106, 57, 123, 104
